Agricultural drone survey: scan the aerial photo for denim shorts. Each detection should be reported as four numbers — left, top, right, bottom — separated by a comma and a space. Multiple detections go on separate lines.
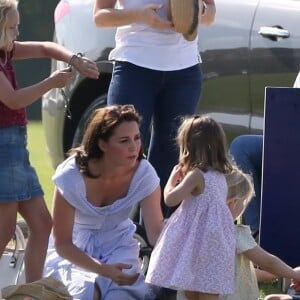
0, 125, 43, 202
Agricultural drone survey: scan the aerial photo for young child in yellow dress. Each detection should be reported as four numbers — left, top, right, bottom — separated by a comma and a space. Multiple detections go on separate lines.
220, 167, 300, 300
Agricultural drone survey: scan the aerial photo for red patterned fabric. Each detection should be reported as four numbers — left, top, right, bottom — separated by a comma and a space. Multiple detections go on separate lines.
0, 48, 27, 127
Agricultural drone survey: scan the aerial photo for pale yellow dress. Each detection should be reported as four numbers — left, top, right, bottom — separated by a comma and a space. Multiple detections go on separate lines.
219, 224, 259, 300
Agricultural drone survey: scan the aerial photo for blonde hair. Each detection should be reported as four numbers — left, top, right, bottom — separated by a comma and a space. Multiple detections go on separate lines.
226, 166, 255, 214
177, 115, 233, 175
0, 0, 18, 51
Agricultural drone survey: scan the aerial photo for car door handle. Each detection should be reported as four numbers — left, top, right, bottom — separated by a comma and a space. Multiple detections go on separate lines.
258, 26, 290, 40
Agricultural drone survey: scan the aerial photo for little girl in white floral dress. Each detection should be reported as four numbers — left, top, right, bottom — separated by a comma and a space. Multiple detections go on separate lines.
146, 115, 236, 300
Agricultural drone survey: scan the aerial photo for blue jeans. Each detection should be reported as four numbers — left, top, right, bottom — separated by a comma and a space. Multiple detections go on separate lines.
229, 135, 263, 232
108, 61, 202, 217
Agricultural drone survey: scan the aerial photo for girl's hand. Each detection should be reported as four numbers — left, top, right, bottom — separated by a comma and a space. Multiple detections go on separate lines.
70, 56, 100, 79
49, 68, 74, 88
291, 278, 300, 292
291, 266, 300, 291
100, 263, 139, 286
169, 164, 183, 186
141, 4, 172, 30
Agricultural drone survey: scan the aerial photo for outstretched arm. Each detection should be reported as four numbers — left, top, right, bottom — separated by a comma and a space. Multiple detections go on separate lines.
0, 67, 73, 109
0, 41, 99, 109
255, 268, 278, 282
14, 41, 99, 79
93, 0, 172, 29
245, 246, 300, 281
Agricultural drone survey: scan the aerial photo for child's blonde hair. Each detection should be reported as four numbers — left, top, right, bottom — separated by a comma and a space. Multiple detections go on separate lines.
177, 115, 233, 175
226, 166, 255, 216
0, 0, 18, 51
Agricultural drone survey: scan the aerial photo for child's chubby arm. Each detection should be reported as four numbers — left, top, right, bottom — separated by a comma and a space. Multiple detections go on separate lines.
244, 246, 300, 281
164, 166, 205, 207
255, 268, 278, 282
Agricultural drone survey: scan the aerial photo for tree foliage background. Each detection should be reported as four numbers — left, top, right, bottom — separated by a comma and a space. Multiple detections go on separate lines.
15, 0, 60, 119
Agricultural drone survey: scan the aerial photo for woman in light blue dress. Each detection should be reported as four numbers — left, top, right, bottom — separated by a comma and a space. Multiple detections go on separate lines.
44, 105, 163, 299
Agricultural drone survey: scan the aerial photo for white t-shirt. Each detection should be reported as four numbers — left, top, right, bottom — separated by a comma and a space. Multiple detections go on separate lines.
109, 0, 201, 71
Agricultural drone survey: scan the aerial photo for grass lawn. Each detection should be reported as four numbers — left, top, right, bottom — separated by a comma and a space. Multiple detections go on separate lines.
26, 121, 283, 298
27, 120, 55, 211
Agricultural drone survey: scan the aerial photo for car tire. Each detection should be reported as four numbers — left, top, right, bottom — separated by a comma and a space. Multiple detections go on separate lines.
72, 94, 107, 147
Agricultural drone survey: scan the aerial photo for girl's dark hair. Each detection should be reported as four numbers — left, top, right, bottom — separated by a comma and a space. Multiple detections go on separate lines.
177, 115, 233, 174
69, 105, 144, 177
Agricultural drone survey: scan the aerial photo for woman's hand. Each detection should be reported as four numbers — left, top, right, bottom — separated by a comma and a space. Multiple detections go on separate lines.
141, 4, 172, 30
200, 0, 216, 25
70, 55, 100, 79
100, 263, 139, 285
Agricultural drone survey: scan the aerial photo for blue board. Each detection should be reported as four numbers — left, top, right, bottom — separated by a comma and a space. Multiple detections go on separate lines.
260, 87, 300, 267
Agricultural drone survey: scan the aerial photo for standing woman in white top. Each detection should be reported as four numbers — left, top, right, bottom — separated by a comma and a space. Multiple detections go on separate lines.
93, 0, 216, 218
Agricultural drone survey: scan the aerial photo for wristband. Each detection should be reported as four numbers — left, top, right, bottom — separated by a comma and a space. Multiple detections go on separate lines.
68, 52, 83, 67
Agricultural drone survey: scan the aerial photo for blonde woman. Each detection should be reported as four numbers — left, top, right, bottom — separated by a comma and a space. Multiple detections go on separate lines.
0, 0, 99, 282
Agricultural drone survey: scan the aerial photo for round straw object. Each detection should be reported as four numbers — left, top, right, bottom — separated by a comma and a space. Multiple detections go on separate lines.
168, 0, 202, 41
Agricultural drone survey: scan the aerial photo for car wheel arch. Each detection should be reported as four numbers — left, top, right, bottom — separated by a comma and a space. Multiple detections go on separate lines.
63, 73, 111, 155
70, 93, 108, 151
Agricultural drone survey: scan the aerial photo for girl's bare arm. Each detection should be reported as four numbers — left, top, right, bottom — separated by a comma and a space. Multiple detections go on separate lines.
164, 168, 204, 207
245, 246, 300, 281
14, 41, 99, 78
0, 68, 73, 109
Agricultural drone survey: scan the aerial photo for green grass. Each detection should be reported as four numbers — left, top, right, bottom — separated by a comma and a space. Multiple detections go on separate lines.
259, 282, 282, 298
27, 120, 55, 211
26, 121, 283, 297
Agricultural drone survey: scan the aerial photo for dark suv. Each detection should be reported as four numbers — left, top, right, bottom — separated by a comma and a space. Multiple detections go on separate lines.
42, 0, 300, 168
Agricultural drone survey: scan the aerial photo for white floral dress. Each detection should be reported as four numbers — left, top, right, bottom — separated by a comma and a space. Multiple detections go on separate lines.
146, 169, 236, 294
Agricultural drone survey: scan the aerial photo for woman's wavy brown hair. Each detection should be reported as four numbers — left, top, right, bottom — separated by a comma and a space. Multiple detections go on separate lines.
69, 105, 144, 177
177, 115, 233, 175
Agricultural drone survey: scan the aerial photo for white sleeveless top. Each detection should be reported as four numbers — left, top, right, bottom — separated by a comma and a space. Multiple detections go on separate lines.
109, 0, 201, 71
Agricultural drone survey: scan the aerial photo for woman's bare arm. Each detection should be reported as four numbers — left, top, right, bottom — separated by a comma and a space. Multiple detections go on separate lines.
140, 186, 163, 246
52, 188, 139, 285
93, 0, 172, 29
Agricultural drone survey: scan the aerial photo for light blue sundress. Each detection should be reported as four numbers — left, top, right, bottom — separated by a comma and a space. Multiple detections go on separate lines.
44, 156, 159, 300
